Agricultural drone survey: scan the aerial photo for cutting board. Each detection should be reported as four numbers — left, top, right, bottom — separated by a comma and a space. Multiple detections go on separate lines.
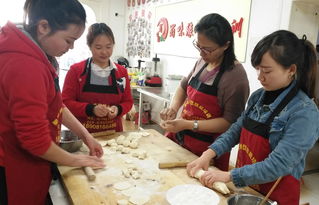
58, 129, 260, 205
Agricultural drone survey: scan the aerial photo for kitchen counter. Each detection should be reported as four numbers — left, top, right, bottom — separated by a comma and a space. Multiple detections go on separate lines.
56, 129, 262, 205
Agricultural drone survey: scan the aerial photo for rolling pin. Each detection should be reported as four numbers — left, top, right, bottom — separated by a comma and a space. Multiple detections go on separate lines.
159, 162, 188, 169
91, 130, 115, 138
83, 166, 96, 181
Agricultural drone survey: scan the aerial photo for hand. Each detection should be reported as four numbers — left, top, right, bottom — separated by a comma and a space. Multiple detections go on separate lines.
93, 104, 109, 117
107, 105, 118, 119
160, 108, 177, 121
69, 154, 105, 168
82, 134, 104, 158
200, 170, 231, 188
187, 149, 216, 177
160, 119, 188, 133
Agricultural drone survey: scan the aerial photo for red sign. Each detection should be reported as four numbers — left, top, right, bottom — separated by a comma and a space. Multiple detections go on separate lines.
232, 17, 243, 38
156, 17, 244, 42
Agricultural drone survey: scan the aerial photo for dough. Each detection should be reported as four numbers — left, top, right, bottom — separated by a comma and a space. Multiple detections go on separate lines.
117, 199, 129, 205
131, 170, 140, 179
117, 135, 126, 145
129, 195, 150, 205
114, 181, 132, 190
131, 151, 139, 157
121, 147, 130, 154
122, 140, 130, 147
118, 135, 126, 141
141, 132, 150, 137
194, 169, 205, 179
193, 169, 230, 194
212, 182, 230, 195
116, 145, 124, 152
131, 150, 147, 159
122, 169, 131, 178
110, 142, 117, 147
129, 141, 138, 149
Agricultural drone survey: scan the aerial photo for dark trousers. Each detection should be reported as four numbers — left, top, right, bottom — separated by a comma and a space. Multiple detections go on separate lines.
0, 166, 8, 205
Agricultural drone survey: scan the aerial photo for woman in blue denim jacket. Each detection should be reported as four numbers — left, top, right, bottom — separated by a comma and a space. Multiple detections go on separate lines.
187, 30, 319, 205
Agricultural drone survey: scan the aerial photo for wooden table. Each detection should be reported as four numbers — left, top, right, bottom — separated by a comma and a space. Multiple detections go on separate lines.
58, 129, 261, 205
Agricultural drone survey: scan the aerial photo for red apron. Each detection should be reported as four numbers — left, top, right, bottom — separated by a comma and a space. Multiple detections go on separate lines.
3, 72, 62, 205
78, 58, 123, 133
236, 85, 300, 205
167, 63, 230, 171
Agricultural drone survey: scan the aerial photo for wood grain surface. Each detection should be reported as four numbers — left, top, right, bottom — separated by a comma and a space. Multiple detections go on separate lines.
58, 129, 262, 205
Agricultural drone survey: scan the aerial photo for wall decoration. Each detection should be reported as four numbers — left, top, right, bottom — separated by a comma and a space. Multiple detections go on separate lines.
126, 9, 152, 58
154, 0, 252, 62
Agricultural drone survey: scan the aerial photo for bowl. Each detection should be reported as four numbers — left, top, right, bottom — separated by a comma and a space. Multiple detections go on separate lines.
59, 130, 83, 152
227, 194, 274, 205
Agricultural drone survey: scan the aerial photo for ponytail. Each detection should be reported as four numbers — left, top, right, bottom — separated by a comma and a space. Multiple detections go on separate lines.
298, 38, 317, 100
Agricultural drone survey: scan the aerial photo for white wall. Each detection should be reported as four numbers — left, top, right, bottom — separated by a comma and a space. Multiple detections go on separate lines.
80, 0, 126, 59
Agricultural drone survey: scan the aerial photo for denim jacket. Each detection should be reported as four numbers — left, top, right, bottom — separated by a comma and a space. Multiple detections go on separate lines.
210, 81, 319, 187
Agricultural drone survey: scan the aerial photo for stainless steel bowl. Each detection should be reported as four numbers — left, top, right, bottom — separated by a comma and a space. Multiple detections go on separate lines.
59, 130, 83, 152
228, 194, 274, 205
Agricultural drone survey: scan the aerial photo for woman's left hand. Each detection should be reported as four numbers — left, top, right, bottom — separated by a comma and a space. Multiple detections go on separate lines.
83, 135, 104, 158
160, 119, 188, 133
200, 169, 231, 188
107, 105, 118, 119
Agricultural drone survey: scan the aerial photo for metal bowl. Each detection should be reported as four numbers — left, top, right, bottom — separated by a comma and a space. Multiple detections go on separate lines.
59, 130, 83, 152
228, 194, 274, 205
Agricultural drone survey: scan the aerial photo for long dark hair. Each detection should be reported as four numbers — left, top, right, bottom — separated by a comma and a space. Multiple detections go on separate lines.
86, 23, 115, 47
23, 0, 86, 38
251, 30, 317, 99
194, 13, 236, 71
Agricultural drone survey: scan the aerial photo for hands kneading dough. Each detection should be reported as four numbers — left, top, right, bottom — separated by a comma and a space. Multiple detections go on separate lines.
194, 169, 230, 195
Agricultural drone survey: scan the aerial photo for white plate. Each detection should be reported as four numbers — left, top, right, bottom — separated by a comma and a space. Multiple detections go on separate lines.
166, 184, 220, 205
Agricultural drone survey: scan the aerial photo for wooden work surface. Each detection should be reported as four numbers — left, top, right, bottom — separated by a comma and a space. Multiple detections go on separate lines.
58, 129, 261, 205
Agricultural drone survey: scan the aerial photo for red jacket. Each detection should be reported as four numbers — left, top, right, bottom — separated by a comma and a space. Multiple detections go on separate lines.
62, 59, 133, 132
0, 22, 62, 204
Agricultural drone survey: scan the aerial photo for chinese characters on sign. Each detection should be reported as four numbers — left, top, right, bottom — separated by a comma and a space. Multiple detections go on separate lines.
156, 17, 244, 42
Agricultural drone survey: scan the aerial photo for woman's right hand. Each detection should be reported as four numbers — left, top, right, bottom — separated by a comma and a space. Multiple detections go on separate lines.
68, 154, 105, 168
93, 104, 109, 117
160, 107, 177, 121
186, 149, 216, 177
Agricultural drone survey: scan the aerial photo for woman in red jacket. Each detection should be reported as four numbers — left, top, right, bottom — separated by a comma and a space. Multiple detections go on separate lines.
0, 1, 104, 204
62, 23, 133, 133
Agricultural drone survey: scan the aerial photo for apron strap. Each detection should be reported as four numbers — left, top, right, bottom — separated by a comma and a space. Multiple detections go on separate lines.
194, 63, 208, 79
80, 58, 91, 77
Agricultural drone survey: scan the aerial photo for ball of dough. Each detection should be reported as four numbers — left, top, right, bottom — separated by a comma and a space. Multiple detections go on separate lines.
129, 141, 138, 149
122, 140, 130, 147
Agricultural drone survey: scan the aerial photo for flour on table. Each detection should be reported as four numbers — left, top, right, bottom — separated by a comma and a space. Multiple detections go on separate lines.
117, 199, 129, 205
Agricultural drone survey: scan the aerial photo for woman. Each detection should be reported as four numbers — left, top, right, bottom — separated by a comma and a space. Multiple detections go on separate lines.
160, 13, 249, 171
62, 23, 133, 133
0, 0, 105, 204
187, 30, 319, 205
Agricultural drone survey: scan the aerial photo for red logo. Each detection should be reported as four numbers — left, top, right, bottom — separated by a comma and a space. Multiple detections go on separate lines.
156, 18, 169, 42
